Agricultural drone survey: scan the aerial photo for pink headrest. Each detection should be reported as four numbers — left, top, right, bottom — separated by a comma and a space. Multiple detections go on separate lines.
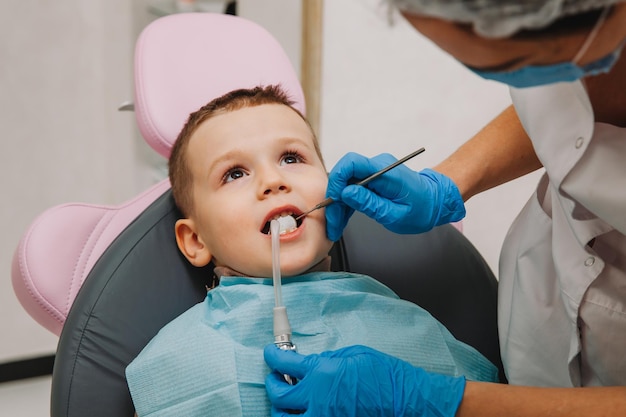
11, 181, 170, 335
135, 13, 305, 158
12, 13, 305, 335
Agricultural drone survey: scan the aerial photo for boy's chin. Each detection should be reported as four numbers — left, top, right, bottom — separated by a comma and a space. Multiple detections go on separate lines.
281, 257, 329, 278
278, 265, 311, 278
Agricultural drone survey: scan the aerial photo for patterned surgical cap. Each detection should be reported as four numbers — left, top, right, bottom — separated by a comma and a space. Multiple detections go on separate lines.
392, 0, 623, 37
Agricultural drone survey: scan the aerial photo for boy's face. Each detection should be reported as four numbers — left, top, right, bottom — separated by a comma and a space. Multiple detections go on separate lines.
175, 103, 333, 277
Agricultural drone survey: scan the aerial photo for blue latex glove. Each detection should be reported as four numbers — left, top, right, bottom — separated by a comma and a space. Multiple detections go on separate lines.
325, 152, 466, 241
264, 344, 466, 417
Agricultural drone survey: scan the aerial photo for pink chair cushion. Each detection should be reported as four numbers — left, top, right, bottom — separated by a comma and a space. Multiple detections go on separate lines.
12, 13, 305, 335
134, 13, 305, 158
12, 180, 171, 335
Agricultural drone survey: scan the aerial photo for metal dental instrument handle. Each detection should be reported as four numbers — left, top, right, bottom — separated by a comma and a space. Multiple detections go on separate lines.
295, 147, 426, 221
270, 220, 298, 385
274, 334, 298, 385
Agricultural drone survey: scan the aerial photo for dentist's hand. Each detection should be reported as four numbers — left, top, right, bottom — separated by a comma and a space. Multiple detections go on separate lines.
325, 152, 466, 241
264, 344, 466, 417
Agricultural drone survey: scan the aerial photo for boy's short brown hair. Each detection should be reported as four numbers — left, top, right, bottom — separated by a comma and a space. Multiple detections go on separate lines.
168, 85, 324, 218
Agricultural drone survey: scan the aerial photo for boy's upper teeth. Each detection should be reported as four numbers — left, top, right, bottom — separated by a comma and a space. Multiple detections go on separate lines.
272, 212, 293, 220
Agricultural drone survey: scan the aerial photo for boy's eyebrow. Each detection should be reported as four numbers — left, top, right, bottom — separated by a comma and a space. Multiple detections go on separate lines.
275, 136, 315, 149
207, 149, 243, 176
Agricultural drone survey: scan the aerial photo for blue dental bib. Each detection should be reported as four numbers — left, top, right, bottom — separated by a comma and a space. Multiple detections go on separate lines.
126, 272, 498, 416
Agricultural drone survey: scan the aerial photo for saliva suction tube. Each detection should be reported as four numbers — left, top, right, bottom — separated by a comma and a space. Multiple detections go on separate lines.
270, 218, 298, 385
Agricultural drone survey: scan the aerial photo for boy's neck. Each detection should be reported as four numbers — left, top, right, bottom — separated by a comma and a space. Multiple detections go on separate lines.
213, 256, 332, 281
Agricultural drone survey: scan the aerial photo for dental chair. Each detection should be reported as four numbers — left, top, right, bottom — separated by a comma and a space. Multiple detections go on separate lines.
11, 12, 505, 417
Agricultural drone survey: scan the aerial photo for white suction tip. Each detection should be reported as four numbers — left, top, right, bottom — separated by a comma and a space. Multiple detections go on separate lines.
276, 215, 297, 235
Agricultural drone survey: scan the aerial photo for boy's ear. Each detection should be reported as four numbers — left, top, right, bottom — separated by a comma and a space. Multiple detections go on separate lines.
175, 219, 212, 267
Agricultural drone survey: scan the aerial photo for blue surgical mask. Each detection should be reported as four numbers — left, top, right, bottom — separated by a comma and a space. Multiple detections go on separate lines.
468, 49, 621, 88
469, 6, 622, 88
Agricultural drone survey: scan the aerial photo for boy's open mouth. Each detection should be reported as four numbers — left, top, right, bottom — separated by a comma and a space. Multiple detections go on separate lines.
261, 212, 303, 234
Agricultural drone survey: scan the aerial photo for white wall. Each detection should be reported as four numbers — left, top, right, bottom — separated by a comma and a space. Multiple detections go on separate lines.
319, 1, 544, 275
238, 0, 302, 78
0, 1, 149, 362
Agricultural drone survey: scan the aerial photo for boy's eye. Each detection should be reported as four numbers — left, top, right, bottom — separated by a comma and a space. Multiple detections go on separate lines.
223, 167, 247, 183
281, 151, 304, 165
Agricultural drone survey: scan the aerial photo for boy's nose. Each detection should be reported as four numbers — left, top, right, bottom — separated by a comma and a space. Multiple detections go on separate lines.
259, 168, 290, 196
263, 183, 288, 195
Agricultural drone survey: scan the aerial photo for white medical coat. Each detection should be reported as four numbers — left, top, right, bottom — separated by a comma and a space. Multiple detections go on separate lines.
499, 80, 626, 387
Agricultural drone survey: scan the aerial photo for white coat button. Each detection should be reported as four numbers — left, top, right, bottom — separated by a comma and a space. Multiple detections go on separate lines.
584, 256, 595, 266
575, 137, 584, 148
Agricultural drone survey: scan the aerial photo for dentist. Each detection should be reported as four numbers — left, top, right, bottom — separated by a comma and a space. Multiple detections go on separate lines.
264, 1, 626, 416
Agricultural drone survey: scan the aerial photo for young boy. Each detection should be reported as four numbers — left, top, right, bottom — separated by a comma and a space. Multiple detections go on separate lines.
125, 85, 498, 417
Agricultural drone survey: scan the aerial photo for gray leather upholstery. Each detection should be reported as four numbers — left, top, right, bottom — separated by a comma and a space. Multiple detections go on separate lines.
51, 189, 504, 417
